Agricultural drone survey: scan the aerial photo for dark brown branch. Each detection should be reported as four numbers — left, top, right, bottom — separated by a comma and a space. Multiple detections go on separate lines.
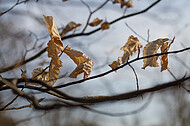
1, 74, 189, 105
0, 48, 46, 73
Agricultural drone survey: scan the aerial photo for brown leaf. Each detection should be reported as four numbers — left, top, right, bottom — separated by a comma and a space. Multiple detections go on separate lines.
43, 15, 60, 39
142, 38, 169, 69
113, 0, 134, 8
61, 22, 81, 37
21, 70, 26, 78
48, 56, 62, 86
31, 67, 49, 85
160, 42, 170, 72
101, 22, 110, 30
89, 18, 103, 27
64, 45, 88, 65
126, 0, 134, 8
109, 57, 122, 72
113, 0, 123, 4
121, 35, 142, 64
69, 58, 94, 79
43, 15, 63, 58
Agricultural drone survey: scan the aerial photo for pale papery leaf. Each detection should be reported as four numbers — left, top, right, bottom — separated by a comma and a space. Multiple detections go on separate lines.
46, 39, 63, 58
121, 35, 142, 64
43, 15, 63, 58
43, 15, 60, 39
89, 18, 103, 27
142, 38, 169, 69
69, 58, 94, 79
64, 45, 88, 65
101, 22, 110, 30
48, 56, 62, 86
160, 42, 170, 72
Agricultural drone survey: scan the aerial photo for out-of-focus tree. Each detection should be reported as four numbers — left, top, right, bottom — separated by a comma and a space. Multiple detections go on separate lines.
0, 0, 190, 126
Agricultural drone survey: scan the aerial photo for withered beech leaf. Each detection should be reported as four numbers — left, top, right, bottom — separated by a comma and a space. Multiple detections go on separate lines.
64, 45, 88, 65
109, 57, 122, 72
46, 39, 63, 58
89, 18, 103, 27
43, 15, 60, 39
21, 70, 26, 78
113, 0, 134, 8
69, 58, 94, 79
61, 22, 81, 38
31, 67, 49, 85
142, 38, 169, 69
160, 42, 170, 72
48, 56, 62, 86
113, 0, 123, 4
121, 35, 142, 64
101, 22, 110, 30
126, 0, 134, 8
43, 15, 63, 58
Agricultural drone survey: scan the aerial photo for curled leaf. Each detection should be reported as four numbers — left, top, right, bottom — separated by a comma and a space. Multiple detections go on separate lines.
69, 58, 94, 79
101, 22, 110, 30
43, 15, 63, 58
142, 38, 169, 69
160, 42, 170, 72
121, 35, 142, 64
113, 0, 134, 8
21, 70, 26, 78
64, 45, 88, 65
126, 0, 134, 8
43, 15, 60, 39
89, 18, 103, 27
61, 22, 81, 37
46, 39, 63, 58
48, 56, 62, 86
109, 57, 122, 72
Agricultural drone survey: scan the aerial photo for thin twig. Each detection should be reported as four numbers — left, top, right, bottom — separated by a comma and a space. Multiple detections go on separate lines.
0, 0, 29, 16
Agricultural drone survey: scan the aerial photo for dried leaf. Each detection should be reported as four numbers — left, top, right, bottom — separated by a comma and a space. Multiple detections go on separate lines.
113, 0, 134, 8
43, 15, 60, 39
121, 35, 142, 64
109, 57, 122, 72
126, 0, 134, 8
113, 0, 123, 4
46, 39, 63, 58
89, 18, 103, 27
64, 45, 88, 65
48, 56, 62, 86
31, 67, 49, 85
101, 22, 110, 30
61, 22, 81, 37
160, 42, 170, 72
21, 70, 26, 78
43, 15, 63, 58
69, 58, 94, 79
142, 38, 169, 69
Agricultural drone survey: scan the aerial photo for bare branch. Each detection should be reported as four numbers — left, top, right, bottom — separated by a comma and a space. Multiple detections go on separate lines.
0, 0, 29, 16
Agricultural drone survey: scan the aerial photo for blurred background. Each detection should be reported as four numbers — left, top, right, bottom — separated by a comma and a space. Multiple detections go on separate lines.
0, 0, 190, 126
